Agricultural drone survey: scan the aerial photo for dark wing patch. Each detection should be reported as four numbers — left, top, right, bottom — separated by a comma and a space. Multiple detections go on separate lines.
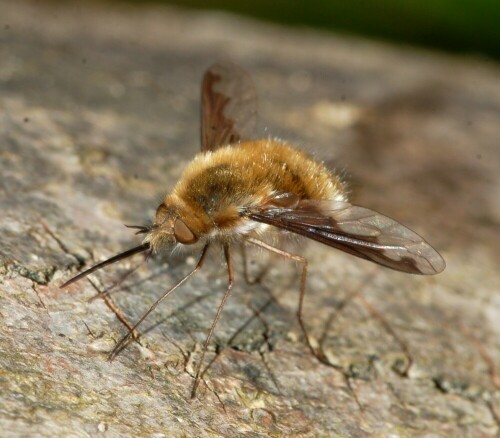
201, 62, 257, 152
246, 198, 445, 275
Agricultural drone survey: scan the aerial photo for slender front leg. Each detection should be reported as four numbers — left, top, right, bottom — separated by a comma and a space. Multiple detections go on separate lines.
87, 253, 151, 341
245, 238, 317, 358
87, 278, 141, 340
191, 243, 234, 398
108, 244, 210, 361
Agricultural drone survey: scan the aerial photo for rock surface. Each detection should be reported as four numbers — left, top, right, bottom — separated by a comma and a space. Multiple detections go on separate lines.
0, 1, 499, 436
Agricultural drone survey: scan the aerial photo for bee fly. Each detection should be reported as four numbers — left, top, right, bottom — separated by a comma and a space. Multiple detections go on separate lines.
62, 62, 445, 397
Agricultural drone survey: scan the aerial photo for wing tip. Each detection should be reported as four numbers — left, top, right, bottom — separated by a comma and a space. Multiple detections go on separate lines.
428, 254, 446, 275
417, 248, 446, 275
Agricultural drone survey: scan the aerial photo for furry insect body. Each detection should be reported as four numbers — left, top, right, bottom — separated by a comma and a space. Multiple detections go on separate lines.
147, 139, 346, 251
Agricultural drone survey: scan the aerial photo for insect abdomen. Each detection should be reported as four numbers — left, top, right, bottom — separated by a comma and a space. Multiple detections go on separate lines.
170, 139, 345, 237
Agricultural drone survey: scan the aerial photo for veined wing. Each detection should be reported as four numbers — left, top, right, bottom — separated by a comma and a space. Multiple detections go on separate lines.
246, 197, 445, 275
201, 62, 257, 152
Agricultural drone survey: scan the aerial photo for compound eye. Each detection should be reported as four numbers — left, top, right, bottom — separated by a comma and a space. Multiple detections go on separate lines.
173, 218, 198, 245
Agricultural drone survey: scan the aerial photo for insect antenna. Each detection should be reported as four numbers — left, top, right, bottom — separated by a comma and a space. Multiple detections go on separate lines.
124, 224, 153, 235
60, 243, 151, 289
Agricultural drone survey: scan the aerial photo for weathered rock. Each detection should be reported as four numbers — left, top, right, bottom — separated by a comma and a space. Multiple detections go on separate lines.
0, 1, 499, 436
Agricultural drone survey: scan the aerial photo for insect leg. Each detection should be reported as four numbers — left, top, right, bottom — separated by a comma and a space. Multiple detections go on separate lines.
87, 278, 141, 340
191, 243, 234, 399
86, 253, 151, 341
245, 238, 318, 359
240, 241, 271, 285
108, 243, 210, 361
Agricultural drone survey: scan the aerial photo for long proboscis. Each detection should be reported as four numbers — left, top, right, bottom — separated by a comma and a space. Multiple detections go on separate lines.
60, 243, 151, 289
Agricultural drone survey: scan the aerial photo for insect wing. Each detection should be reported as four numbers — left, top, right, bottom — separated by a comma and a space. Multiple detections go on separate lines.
201, 62, 257, 152
247, 198, 445, 275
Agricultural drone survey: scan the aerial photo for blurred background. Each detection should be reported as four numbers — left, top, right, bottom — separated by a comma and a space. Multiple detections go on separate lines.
129, 0, 500, 60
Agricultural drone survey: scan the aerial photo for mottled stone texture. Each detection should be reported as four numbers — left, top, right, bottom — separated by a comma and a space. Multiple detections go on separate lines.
0, 1, 499, 437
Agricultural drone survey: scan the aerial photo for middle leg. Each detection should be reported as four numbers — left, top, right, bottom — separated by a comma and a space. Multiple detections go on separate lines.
191, 243, 234, 398
245, 237, 320, 359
